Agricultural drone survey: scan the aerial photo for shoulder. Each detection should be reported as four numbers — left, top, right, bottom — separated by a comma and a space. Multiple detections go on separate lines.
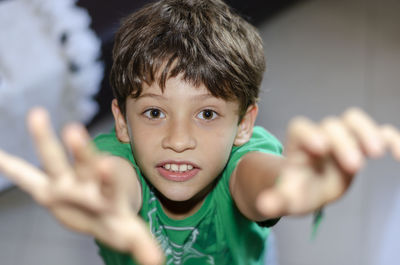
229, 126, 283, 170
93, 128, 133, 160
215, 126, 282, 199
238, 126, 283, 155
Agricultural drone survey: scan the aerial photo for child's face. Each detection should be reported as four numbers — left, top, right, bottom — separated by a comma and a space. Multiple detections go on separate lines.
114, 75, 252, 203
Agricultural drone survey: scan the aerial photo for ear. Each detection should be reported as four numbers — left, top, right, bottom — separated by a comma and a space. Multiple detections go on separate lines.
234, 104, 259, 146
111, 99, 130, 143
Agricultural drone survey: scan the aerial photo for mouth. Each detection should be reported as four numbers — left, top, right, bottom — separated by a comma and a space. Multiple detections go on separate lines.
156, 161, 200, 182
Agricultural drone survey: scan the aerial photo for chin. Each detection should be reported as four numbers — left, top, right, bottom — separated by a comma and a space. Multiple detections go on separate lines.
159, 188, 196, 202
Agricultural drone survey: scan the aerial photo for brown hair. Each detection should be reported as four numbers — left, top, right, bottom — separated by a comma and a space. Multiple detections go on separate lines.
110, 0, 265, 119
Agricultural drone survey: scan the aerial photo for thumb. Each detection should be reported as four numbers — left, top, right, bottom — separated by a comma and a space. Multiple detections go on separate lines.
99, 214, 165, 265
126, 217, 165, 265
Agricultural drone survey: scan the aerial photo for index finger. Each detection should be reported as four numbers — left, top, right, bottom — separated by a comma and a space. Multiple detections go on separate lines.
0, 149, 49, 203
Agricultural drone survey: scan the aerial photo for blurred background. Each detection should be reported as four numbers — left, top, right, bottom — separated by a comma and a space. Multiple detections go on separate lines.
0, 0, 399, 264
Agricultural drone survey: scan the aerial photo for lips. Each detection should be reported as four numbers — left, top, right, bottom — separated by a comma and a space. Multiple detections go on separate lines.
156, 161, 200, 182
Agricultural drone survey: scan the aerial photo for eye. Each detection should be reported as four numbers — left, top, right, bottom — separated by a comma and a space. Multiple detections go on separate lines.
197, 109, 218, 121
143, 108, 165, 119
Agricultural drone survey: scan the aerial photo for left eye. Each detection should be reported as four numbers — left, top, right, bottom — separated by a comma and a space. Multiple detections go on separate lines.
197, 109, 218, 120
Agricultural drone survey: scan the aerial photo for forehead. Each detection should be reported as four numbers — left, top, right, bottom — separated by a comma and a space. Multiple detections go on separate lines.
133, 75, 240, 113
130, 57, 239, 105
142, 74, 209, 95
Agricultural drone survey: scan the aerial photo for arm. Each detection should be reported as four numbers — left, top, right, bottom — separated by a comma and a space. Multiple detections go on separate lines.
229, 152, 284, 222
230, 108, 400, 222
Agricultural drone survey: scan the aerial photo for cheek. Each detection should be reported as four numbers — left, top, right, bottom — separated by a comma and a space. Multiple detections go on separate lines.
206, 128, 237, 161
129, 139, 153, 178
128, 117, 159, 149
128, 129, 156, 166
130, 132, 154, 159
213, 125, 238, 148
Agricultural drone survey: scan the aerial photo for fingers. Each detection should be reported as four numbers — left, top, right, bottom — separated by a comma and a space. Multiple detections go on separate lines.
51, 205, 99, 235
53, 205, 164, 265
287, 108, 398, 175
0, 150, 49, 203
95, 157, 122, 201
62, 123, 98, 165
286, 117, 329, 156
342, 108, 384, 157
62, 123, 100, 182
321, 117, 364, 174
28, 107, 72, 178
381, 124, 400, 160
50, 204, 163, 265
94, 215, 165, 265
260, 108, 400, 217
19, 108, 163, 265
49, 179, 109, 213
340, 108, 400, 162
287, 115, 364, 175
125, 218, 165, 265
26, 108, 112, 212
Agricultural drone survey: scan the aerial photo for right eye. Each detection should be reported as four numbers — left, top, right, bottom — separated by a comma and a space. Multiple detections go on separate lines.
143, 108, 166, 119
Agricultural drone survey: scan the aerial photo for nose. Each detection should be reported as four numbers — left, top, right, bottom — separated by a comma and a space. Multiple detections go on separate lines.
161, 119, 196, 153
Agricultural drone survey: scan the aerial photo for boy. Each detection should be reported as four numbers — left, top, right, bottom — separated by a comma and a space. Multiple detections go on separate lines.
0, 0, 399, 265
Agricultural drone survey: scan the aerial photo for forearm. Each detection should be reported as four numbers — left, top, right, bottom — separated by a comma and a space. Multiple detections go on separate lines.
229, 152, 284, 221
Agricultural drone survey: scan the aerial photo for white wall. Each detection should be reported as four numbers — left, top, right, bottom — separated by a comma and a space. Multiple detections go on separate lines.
256, 0, 400, 264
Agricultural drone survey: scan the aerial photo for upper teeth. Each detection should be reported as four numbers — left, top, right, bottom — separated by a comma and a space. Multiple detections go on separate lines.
164, 164, 194, 172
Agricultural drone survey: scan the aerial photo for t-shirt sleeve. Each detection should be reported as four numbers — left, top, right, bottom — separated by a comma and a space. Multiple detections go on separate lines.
93, 129, 145, 191
220, 126, 283, 227
93, 129, 135, 162
223, 126, 283, 188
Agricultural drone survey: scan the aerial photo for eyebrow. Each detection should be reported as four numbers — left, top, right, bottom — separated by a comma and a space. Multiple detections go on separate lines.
136, 93, 165, 100
136, 93, 217, 101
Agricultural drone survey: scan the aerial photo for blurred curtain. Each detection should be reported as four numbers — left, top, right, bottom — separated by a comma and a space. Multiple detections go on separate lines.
0, 0, 103, 191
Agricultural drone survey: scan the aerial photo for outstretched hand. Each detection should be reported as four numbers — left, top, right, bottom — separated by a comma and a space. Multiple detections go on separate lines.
0, 108, 164, 265
257, 108, 400, 217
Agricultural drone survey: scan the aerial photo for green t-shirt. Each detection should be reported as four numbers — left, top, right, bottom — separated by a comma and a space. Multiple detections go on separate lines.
93, 126, 283, 265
